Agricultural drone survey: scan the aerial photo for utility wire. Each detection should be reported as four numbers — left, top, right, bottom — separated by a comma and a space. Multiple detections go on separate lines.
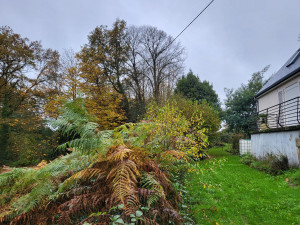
169, 0, 215, 46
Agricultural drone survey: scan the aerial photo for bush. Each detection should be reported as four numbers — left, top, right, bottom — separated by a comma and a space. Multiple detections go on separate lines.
290, 170, 300, 185
269, 154, 289, 173
168, 95, 221, 147
240, 153, 290, 175
0, 98, 195, 224
231, 133, 244, 151
240, 153, 256, 165
219, 129, 233, 144
228, 133, 244, 154
251, 160, 271, 172
145, 100, 208, 158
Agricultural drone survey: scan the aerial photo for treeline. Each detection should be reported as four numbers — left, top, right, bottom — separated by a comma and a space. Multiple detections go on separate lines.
0, 19, 221, 166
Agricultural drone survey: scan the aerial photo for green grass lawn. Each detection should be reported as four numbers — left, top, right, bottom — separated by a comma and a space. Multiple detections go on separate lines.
186, 146, 300, 225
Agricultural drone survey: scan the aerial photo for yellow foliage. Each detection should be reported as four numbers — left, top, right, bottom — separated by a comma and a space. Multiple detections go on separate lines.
108, 146, 133, 162
36, 160, 47, 169
107, 159, 140, 203
163, 150, 187, 160
146, 101, 208, 158
77, 48, 126, 130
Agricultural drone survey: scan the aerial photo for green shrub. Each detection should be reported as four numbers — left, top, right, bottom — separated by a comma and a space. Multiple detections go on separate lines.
251, 160, 270, 172
290, 170, 300, 185
268, 154, 289, 173
231, 133, 244, 152
240, 153, 256, 166
219, 130, 233, 144
240, 153, 290, 175
168, 95, 221, 146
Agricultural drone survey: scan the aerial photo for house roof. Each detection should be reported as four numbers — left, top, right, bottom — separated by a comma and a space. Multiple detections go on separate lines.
256, 48, 300, 98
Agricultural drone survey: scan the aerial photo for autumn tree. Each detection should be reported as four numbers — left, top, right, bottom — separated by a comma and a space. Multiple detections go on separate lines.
0, 26, 60, 164
77, 20, 186, 122
77, 26, 126, 129
77, 63, 125, 130
82, 19, 130, 119
61, 49, 81, 101
43, 49, 81, 118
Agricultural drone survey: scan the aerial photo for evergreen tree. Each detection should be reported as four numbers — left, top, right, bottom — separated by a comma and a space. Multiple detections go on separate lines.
175, 70, 221, 110
224, 66, 269, 135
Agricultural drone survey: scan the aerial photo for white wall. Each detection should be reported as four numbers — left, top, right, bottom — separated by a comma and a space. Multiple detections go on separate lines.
251, 131, 300, 167
258, 72, 300, 111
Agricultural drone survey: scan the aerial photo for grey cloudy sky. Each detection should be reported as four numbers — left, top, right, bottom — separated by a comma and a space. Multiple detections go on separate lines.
1, 0, 300, 102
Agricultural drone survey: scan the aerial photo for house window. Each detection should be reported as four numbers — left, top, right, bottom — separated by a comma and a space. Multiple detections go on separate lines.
284, 83, 300, 126
285, 82, 299, 101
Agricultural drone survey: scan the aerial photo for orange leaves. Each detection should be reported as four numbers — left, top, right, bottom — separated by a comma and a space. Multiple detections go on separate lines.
43, 94, 66, 119
84, 90, 126, 130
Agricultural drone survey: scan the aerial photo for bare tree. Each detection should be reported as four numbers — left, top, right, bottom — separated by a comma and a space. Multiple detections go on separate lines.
125, 26, 146, 112
78, 22, 185, 121
138, 26, 185, 101
60, 48, 80, 100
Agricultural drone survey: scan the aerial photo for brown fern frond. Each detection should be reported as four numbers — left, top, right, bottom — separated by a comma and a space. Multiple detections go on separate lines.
58, 191, 109, 225
129, 147, 150, 162
88, 153, 109, 170
64, 168, 104, 185
145, 161, 171, 187
124, 190, 140, 215
107, 159, 140, 204
107, 145, 132, 162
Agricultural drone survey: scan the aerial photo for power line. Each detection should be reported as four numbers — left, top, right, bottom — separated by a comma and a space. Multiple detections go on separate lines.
169, 0, 215, 46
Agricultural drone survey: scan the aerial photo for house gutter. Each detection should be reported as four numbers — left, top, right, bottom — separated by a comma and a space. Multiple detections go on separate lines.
255, 67, 300, 99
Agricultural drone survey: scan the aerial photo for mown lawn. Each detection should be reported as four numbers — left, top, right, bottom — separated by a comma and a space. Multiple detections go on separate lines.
186, 146, 300, 225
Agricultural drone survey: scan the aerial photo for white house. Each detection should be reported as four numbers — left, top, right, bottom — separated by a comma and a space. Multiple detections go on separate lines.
250, 48, 300, 167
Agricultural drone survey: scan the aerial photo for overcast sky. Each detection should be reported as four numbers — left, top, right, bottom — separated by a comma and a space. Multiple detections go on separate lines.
1, 0, 300, 102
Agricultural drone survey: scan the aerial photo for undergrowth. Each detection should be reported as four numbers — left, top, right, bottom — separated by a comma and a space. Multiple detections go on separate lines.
241, 153, 290, 175
0, 98, 206, 224
289, 169, 300, 185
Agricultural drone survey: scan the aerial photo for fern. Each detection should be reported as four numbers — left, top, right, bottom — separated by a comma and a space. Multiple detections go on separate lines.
59, 168, 104, 193
141, 173, 165, 206
50, 98, 103, 153
1, 116, 186, 224
108, 146, 132, 161
107, 159, 140, 204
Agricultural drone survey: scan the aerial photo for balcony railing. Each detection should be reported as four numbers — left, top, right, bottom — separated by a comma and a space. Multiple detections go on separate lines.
249, 96, 300, 133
